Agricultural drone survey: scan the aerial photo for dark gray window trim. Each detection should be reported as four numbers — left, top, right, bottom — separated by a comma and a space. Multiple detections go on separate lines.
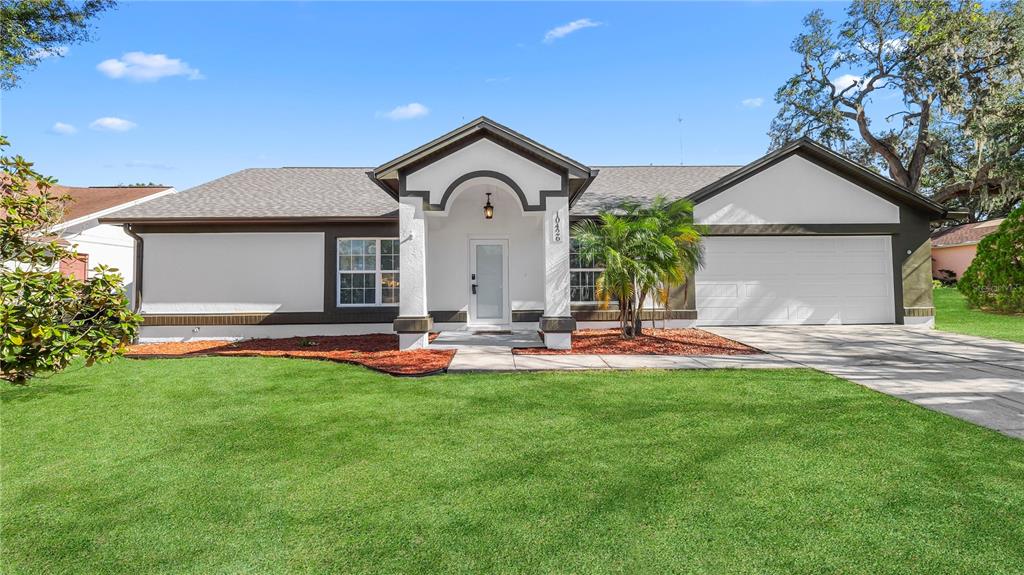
686, 137, 946, 218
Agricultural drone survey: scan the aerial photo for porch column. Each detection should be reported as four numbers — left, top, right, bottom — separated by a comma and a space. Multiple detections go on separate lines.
394, 196, 432, 349
540, 196, 574, 349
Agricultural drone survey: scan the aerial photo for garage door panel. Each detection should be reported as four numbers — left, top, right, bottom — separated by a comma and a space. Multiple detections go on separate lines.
696, 283, 739, 298
699, 306, 740, 323
697, 236, 894, 326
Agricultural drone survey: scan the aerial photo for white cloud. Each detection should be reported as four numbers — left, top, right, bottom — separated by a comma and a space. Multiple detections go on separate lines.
97, 52, 203, 82
49, 122, 77, 135
32, 46, 69, 60
90, 117, 137, 132
831, 74, 862, 93
485, 76, 512, 84
741, 97, 764, 108
543, 18, 602, 43
378, 103, 429, 121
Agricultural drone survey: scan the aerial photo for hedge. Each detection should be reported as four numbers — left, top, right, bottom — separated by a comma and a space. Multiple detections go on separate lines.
958, 204, 1024, 313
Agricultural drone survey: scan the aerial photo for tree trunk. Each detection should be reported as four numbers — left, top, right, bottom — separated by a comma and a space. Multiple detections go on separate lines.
634, 291, 647, 337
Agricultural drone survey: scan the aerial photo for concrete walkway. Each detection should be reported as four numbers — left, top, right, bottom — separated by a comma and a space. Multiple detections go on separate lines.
706, 326, 1024, 439
433, 330, 794, 372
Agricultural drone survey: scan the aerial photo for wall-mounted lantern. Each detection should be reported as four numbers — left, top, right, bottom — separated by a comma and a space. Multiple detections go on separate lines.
483, 192, 494, 219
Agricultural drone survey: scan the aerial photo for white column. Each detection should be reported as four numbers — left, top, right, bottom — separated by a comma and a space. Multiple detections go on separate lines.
396, 196, 430, 349
542, 196, 572, 349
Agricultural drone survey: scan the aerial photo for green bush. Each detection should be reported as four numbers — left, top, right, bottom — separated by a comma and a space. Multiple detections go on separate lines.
958, 204, 1024, 313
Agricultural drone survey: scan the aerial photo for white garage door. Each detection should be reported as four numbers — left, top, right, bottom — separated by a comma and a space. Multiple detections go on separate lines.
696, 236, 895, 326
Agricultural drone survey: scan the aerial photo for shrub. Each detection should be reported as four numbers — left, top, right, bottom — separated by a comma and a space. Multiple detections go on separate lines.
958, 204, 1024, 313
1, 137, 140, 383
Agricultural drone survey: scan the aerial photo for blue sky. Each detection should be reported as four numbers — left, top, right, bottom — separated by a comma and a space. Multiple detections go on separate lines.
2, 1, 850, 190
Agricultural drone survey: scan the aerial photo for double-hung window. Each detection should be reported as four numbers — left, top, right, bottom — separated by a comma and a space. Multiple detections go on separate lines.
337, 238, 399, 306
569, 237, 604, 303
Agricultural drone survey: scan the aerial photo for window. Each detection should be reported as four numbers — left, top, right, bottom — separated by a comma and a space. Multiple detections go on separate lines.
337, 239, 399, 306
570, 237, 603, 303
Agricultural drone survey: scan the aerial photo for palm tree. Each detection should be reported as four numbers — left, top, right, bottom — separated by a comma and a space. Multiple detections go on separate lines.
571, 196, 705, 338
631, 197, 705, 334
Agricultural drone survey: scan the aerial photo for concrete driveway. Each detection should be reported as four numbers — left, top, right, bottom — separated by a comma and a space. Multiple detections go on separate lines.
706, 326, 1024, 439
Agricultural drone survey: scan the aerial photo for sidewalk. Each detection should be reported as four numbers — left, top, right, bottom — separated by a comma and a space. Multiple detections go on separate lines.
448, 351, 795, 372
432, 329, 793, 372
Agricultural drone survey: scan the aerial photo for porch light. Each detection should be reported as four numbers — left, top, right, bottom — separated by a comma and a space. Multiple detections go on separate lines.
483, 192, 494, 219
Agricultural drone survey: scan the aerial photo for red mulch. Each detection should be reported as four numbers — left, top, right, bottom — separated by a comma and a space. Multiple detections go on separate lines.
513, 329, 761, 356
126, 334, 454, 376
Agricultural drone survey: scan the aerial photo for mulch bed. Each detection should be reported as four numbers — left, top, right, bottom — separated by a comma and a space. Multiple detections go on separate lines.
126, 334, 455, 376
513, 329, 761, 356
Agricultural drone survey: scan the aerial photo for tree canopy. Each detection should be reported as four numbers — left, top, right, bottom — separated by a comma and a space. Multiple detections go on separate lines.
957, 203, 1024, 313
771, 0, 1024, 221
571, 197, 704, 338
0, 0, 115, 90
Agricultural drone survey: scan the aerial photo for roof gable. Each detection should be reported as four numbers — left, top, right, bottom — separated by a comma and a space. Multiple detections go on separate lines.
371, 117, 596, 202
687, 138, 946, 218
694, 154, 901, 225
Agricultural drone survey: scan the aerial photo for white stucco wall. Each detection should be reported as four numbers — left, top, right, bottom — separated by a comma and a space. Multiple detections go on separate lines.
543, 195, 570, 317
426, 181, 545, 313
61, 220, 136, 283
140, 232, 325, 314
406, 138, 562, 206
695, 155, 900, 225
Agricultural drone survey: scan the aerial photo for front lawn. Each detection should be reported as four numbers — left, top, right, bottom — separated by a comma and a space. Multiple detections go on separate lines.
935, 286, 1024, 343
3, 358, 1023, 574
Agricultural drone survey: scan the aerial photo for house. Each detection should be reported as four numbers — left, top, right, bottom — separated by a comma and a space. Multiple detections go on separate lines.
930, 218, 1005, 282
47, 184, 176, 301
101, 117, 946, 348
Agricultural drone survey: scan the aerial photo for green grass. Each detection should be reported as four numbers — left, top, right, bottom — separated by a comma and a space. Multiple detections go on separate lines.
934, 286, 1024, 343
3, 358, 1024, 574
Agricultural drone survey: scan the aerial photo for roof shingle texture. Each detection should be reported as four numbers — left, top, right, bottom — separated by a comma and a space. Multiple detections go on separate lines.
575, 166, 740, 215
104, 165, 742, 221
1, 182, 170, 222
930, 218, 1005, 247
106, 168, 397, 220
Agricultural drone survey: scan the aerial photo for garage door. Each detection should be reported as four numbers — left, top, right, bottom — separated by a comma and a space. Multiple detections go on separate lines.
696, 236, 895, 326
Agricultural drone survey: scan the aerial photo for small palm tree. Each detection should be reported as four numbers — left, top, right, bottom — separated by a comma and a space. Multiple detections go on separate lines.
631, 197, 705, 334
572, 196, 705, 338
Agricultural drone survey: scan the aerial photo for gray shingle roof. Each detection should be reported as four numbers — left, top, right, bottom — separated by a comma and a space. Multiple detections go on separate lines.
104, 167, 396, 221
103, 165, 741, 221
574, 165, 740, 215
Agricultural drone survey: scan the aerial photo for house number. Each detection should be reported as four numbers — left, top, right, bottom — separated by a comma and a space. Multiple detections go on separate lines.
553, 211, 563, 243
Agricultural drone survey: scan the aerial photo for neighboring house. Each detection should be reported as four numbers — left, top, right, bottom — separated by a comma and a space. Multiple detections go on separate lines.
930, 218, 1005, 282
101, 117, 946, 348
48, 184, 177, 302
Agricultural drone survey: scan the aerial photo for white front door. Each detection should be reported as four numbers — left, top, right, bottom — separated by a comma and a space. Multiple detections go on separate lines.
469, 239, 509, 327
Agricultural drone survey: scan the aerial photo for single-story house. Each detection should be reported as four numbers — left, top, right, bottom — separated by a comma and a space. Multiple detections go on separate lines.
41, 184, 176, 303
101, 117, 946, 348
930, 218, 1005, 282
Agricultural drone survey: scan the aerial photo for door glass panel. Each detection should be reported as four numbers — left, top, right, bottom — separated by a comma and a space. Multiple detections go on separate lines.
476, 244, 503, 319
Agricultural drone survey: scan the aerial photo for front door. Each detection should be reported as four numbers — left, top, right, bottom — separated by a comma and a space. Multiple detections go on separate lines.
469, 239, 509, 327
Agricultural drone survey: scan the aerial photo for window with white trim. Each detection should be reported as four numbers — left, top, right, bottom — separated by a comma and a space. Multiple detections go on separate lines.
570, 237, 604, 303
337, 238, 399, 306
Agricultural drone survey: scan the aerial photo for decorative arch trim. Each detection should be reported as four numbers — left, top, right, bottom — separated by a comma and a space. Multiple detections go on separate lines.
400, 169, 567, 213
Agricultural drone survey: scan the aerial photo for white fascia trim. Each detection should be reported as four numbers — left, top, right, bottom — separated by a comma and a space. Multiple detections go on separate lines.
932, 241, 980, 249
49, 188, 178, 233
